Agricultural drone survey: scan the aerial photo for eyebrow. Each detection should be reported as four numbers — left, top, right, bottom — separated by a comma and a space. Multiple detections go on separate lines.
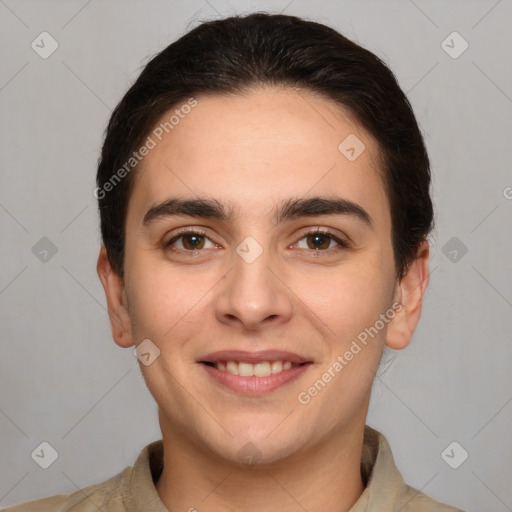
142, 196, 373, 229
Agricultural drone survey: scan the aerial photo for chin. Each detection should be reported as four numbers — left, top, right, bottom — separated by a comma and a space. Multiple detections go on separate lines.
214, 438, 300, 468
204, 420, 310, 467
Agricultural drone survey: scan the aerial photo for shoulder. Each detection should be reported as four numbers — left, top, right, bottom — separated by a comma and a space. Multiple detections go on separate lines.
0, 467, 132, 512
399, 484, 466, 512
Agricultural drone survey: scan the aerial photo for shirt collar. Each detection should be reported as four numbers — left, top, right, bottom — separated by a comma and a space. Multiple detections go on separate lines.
129, 438, 167, 511
353, 425, 409, 511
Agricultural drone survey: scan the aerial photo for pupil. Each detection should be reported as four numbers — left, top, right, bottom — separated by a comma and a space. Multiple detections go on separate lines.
310, 234, 328, 250
185, 235, 203, 249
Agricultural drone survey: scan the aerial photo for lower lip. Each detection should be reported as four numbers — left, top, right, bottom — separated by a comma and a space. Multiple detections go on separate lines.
200, 363, 312, 395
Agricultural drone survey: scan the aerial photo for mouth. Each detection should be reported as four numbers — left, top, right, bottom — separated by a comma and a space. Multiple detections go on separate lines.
198, 350, 313, 395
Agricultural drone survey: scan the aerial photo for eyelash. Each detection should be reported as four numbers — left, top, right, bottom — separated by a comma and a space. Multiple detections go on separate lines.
163, 228, 350, 256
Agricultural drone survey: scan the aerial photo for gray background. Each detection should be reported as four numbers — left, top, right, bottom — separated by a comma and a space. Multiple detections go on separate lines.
1, 0, 511, 510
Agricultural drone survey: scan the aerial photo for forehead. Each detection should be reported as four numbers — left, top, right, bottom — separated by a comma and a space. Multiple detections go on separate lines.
128, 86, 389, 228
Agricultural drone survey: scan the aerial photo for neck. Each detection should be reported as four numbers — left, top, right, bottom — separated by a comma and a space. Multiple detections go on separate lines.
155, 421, 366, 512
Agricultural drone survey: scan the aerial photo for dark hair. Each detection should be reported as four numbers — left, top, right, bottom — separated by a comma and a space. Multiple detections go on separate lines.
96, 12, 433, 279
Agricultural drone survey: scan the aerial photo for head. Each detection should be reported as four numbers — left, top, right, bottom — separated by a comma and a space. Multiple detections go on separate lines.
96, 13, 432, 465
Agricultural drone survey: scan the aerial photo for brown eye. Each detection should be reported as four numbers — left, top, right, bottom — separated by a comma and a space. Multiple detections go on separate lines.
164, 230, 216, 252
296, 229, 349, 252
181, 233, 206, 250
305, 233, 332, 250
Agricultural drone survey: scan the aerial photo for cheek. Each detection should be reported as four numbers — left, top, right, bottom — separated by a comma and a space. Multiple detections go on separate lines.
295, 259, 394, 342
125, 256, 217, 342
297, 265, 394, 413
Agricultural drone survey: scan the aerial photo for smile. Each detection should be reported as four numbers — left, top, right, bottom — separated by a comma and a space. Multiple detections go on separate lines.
199, 351, 313, 395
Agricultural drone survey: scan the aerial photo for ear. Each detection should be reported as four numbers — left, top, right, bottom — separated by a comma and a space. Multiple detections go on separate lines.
96, 246, 134, 348
385, 241, 430, 350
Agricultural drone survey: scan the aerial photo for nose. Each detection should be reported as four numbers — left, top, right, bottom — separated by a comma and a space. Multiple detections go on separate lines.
214, 244, 293, 331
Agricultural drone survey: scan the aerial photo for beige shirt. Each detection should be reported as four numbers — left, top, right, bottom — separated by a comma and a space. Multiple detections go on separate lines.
1, 426, 464, 512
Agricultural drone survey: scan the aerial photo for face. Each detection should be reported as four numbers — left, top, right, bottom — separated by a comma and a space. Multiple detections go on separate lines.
99, 86, 426, 466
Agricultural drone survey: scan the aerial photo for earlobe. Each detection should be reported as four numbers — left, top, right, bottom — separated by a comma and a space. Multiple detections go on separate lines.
96, 246, 134, 348
385, 241, 430, 351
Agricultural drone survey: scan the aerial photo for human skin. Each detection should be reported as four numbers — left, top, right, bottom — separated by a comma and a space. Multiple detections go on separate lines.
97, 86, 429, 512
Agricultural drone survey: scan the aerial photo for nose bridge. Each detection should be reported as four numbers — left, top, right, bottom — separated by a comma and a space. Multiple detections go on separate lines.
215, 236, 293, 329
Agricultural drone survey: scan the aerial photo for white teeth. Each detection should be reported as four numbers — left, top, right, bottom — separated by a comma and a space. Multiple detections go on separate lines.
216, 360, 296, 376
254, 362, 271, 377
238, 362, 254, 377
271, 361, 283, 374
226, 361, 238, 375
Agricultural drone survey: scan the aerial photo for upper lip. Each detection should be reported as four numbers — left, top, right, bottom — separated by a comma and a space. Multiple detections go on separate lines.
199, 350, 312, 364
